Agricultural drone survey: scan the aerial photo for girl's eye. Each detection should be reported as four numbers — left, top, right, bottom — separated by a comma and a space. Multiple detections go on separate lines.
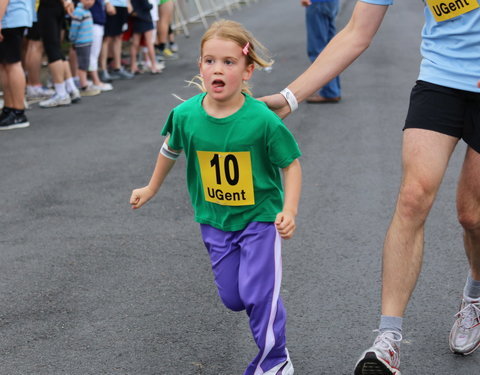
225, 60, 234, 65
205, 58, 214, 64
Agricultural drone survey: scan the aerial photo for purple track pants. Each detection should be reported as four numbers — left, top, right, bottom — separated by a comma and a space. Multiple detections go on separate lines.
200, 222, 288, 375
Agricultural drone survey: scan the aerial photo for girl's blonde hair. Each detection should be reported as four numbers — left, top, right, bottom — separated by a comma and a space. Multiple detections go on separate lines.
192, 19, 273, 95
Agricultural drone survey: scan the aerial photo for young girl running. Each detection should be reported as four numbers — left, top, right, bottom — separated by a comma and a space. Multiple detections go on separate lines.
130, 20, 301, 375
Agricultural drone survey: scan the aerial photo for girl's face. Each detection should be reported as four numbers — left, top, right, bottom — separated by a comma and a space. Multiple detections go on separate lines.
199, 37, 254, 104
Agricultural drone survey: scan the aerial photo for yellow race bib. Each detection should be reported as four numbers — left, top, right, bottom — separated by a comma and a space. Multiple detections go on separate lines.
426, 0, 479, 22
197, 150, 255, 206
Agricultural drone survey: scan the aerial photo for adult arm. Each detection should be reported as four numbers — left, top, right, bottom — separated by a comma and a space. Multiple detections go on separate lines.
275, 159, 302, 239
260, 1, 389, 118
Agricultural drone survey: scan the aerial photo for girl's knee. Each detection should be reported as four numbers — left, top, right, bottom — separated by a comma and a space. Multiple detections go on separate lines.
220, 295, 244, 311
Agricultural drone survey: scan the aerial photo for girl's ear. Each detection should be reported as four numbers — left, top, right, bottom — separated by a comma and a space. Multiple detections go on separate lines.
242, 63, 255, 82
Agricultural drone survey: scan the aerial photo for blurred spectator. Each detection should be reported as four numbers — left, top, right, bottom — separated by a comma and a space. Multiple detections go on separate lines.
37, 0, 81, 108
156, 0, 177, 59
100, 0, 133, 81
88, 0, 114, 91
129, 0, 160, 74
0, 0, 33, 130
301, 0, 341, 103
69, 0, 101, 96
24, 4, 55, 103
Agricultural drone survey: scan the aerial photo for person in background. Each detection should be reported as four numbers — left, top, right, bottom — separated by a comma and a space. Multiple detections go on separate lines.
88, 0, 114, 91
129, 0, 160, 74
69, 0, 101, 96
100, 0, 133, 80
155, 0, 176, 59
301, 0, 341, 103
0, 0, 33, 130
37, 0, 81, 108
24, 1, 55, 103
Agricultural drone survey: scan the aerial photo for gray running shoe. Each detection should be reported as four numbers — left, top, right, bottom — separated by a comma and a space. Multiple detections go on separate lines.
449, 298, 480, 355
39, 93, 71, 108
99, 70, 113, 83
263, 348, 293, 375
109, 68, 134, 80
354, 330, 402, 375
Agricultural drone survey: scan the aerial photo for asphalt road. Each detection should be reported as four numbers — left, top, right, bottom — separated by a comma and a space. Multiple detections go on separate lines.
1, 0, 477, 374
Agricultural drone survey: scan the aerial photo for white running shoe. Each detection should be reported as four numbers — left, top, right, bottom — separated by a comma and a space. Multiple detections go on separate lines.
80, 86, 101, 97
70, 89, 82, 103
39, 93, 71, 108
449, 298, 480, 355
263, 348, 294, 375
354, 330, 402, 375
26, 86, 55, 102
90, 83, 113, 92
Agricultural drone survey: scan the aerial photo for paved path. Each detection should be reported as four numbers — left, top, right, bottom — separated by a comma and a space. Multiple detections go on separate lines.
0, 0, 476, 374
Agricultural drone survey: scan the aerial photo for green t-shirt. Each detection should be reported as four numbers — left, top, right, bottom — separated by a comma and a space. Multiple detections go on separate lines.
162, 93, 301, 231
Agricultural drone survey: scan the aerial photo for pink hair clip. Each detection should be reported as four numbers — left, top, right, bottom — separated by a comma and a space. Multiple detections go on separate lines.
242, 42, 250, 56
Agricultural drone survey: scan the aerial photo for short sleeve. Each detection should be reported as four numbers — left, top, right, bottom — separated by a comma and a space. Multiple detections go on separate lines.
161, 109, 183, 151
267, 121, 302, 169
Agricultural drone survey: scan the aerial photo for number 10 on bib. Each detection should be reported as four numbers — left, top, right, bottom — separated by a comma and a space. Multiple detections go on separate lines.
197, 151, 255, 206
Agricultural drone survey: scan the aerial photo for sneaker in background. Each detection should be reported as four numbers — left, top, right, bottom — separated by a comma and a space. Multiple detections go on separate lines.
109, 68, 134, 80
0, 111, 29, 130
80, 86, 101, 97
90, 83, 113, 92
169, 42, 178, 52
26, 86, 55, 103
162, 48, 178, 60
99, 70, 113, 83
449, 298, 480, 355
144, 60, 165, 73
354, 330, 402, 375
70, 89, 82, 103
39, 93, 71, 108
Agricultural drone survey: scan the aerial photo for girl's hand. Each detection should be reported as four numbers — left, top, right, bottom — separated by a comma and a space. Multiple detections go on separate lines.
275, 211, 296, 239
130, 186, 155, 209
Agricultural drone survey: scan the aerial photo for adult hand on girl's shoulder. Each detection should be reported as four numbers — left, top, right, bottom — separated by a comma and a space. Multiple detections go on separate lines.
130, 186, 156, 209
275, 211, 296, 240
258, 93, 291, 120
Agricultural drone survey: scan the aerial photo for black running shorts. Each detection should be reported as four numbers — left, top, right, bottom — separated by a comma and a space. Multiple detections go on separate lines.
26, 22, 41, 41
404, 80, 480, 153
104, 7, 129, 37
37, 2, 65, 63
0, 28, 25, 64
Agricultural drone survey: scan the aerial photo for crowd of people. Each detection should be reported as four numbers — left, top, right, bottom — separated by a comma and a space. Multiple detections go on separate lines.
0, 0, 179, 130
